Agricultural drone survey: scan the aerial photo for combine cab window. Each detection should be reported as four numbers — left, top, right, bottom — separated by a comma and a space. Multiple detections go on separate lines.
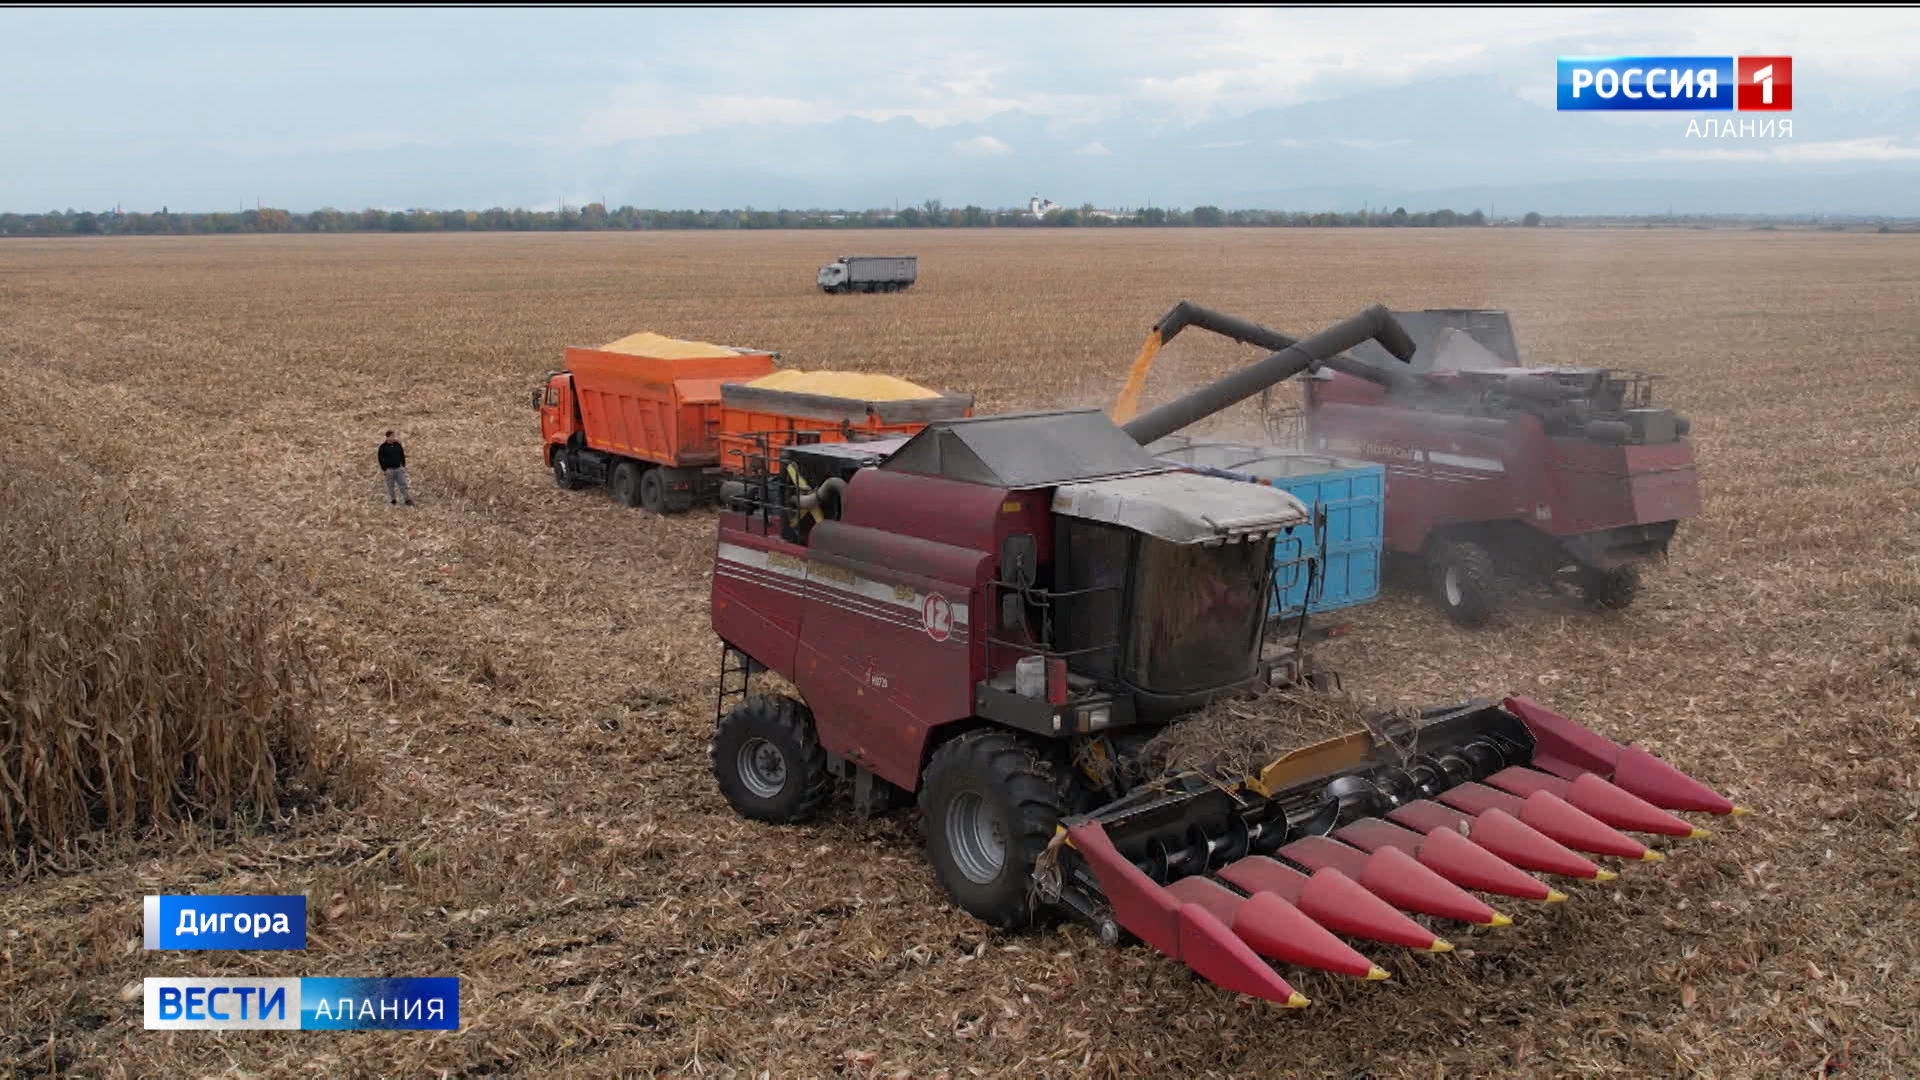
1060, 521, 1130, 678
1128, 538, 1269, 695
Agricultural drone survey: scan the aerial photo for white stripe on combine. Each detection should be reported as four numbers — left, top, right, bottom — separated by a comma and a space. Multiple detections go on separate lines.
717, 541, 971, 627
1426, 451, 1505, 473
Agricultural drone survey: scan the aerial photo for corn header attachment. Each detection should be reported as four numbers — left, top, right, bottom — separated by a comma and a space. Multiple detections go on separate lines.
1051, 695, 1743, 1006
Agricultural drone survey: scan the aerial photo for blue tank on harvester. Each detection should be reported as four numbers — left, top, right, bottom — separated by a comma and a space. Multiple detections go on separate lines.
1150, 437, 1384, 622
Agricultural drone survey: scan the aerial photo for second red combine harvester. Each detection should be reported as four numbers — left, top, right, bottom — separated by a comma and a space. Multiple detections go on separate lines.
1115, 303, 1702, 626
707, 306, 1742, 1007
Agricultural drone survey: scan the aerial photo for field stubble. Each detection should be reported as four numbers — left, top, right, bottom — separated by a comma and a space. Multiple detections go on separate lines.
0, 229, 1916, 1078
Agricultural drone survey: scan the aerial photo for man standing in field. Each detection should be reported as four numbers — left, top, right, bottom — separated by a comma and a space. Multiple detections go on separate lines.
378, 430, 414, 506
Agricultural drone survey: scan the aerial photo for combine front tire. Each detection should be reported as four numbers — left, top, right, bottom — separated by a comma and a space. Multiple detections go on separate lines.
711, 696, 830, 824
920, 730, 1066, 930
1429, 538, 1500, 628
1581, 564, 1640, 610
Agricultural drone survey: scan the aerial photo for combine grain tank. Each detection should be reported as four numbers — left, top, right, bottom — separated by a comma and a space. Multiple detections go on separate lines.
1150, 437, 1384, 622
704, 306, 1743, 1009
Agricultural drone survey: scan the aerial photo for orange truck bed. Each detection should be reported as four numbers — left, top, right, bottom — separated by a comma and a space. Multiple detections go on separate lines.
538, 333, 973, 513
716, 382, 973, 475
561, 344, 776, 467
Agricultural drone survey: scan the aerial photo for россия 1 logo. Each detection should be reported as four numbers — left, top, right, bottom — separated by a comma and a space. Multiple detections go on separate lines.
1558, 56, 1792, 111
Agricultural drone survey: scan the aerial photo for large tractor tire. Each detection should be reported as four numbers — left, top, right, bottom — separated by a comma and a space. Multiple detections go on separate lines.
1428, 538, 1501, 629
551, 447, 585, 490
639, 468, 667, 514
710, 695, 831, 824
920, 729, 1068, 930
1581, 564, 1640, 610
609, 461, 644, 507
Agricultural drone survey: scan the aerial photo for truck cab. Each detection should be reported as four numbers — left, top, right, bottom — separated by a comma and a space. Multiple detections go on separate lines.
816, 262, 849, 292
534, 371, 580, 468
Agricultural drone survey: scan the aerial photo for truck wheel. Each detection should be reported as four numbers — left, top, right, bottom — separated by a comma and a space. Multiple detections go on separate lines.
639, 468, 667, 513
551, 448, 584, 490
1428, 538, 1500, 628
1581, 565, 1639, 610
710, 695, 831, 824
610, 462, 643, 507
920, 729, 1066, 930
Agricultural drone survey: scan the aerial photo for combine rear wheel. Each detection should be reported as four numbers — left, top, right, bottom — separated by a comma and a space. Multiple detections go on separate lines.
610, 461, 644, 507
1429, 538, 1500, 628
1581, 564, 1640, 610
920, 730, 1066, 930
711, 695, 830, 824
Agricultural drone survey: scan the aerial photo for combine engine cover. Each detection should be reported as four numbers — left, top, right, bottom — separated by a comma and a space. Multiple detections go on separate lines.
1309, 309, 1701, 566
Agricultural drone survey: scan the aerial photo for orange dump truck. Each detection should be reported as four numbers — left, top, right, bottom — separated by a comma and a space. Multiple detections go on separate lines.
537, 332, 971, 513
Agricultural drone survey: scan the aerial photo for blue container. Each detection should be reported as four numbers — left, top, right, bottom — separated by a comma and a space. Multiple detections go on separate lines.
1151, 439, 1384, 620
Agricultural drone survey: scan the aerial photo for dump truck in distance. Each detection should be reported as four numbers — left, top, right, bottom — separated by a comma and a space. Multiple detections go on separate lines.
817, 255, 917, 294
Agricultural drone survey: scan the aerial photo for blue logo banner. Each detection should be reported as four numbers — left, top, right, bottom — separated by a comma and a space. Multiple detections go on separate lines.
299, 978, 461, 1030
144, 895, 307, 950
1558, 57, 1734, 111
144, 977, 459, 1030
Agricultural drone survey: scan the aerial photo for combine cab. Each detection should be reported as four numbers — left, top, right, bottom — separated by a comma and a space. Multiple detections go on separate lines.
707, 307, 1742, 1006
1115, 302, 1702, 626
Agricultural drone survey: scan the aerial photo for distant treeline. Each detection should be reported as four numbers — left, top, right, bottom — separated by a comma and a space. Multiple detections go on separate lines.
0, 202, 1515, 237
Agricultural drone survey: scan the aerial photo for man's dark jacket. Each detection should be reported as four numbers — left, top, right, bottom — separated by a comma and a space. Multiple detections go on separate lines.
378, 440, 406, 470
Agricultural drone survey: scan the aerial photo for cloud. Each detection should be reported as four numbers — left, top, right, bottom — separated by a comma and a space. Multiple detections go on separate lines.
954, 134, 1012, 157
582, 91, 826, 144
1645, 136, 1920, 164
1078, 140, 1111, 156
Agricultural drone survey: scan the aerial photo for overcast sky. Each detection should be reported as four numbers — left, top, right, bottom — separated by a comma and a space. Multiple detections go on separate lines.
6, 7, 1919, 214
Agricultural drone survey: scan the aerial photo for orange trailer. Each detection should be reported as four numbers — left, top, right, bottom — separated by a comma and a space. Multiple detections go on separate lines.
715, 380, 972, 479
536, 333, 972, 514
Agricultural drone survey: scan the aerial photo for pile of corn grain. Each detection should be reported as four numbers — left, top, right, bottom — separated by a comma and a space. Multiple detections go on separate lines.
746, 368, 943, 400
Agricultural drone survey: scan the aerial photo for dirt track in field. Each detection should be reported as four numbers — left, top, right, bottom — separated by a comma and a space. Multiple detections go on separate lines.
2, 228, 1916, 1078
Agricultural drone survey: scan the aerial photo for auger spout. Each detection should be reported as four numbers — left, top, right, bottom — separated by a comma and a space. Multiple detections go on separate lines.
1121, 304, 1417, 445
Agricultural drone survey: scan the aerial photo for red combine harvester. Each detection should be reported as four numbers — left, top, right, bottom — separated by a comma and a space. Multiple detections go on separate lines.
1115, 303, 1702, 626
708, 306, 1742, 1007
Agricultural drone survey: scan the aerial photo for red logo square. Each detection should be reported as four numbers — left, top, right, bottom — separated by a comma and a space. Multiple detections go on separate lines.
1737, 56, 1792, 110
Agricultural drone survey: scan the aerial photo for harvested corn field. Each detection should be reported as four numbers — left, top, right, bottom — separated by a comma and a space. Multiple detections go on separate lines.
1, 228, 1916, 1078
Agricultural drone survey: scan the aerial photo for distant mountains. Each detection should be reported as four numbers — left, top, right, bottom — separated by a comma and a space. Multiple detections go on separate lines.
12, 75, 1918, 216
